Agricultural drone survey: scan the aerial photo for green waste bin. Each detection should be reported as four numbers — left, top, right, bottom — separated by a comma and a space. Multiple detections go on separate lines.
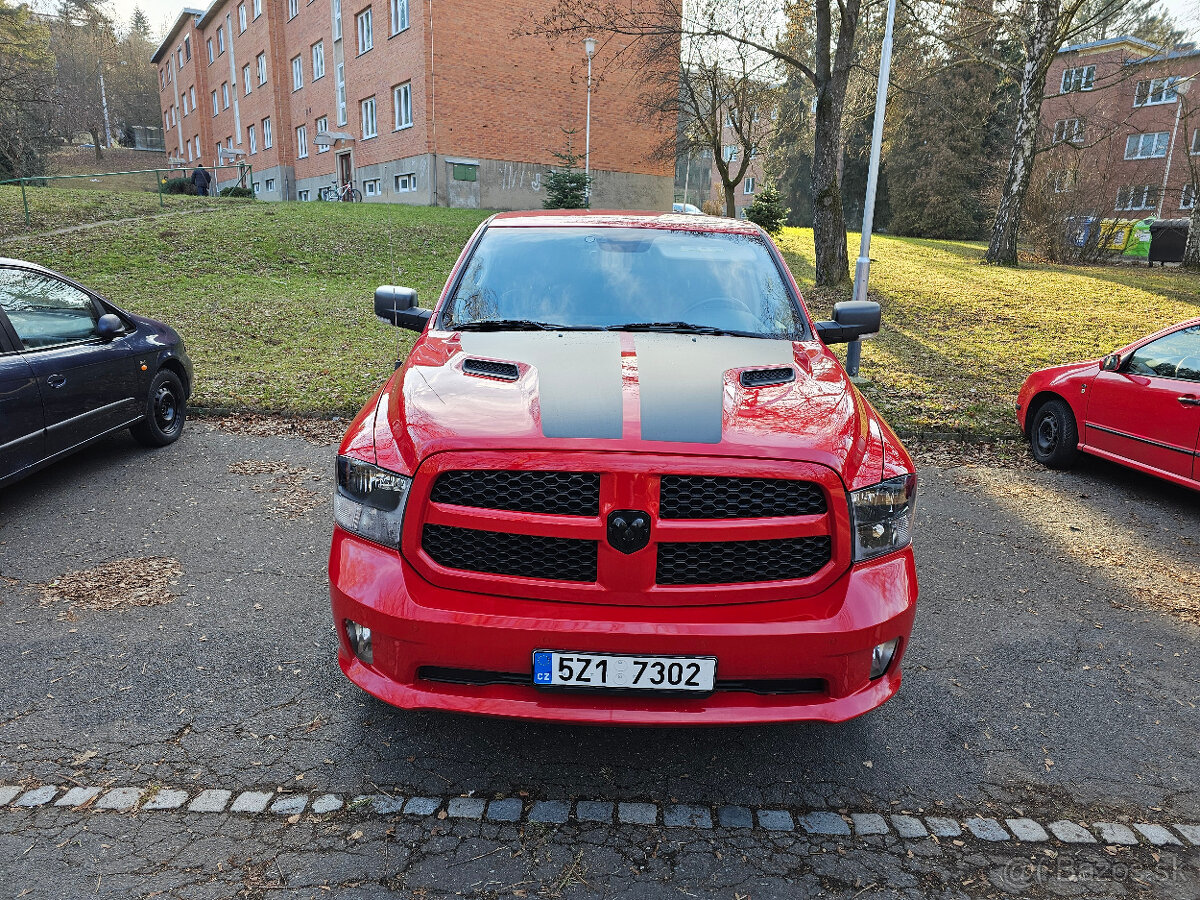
1123, 217, 1154, 259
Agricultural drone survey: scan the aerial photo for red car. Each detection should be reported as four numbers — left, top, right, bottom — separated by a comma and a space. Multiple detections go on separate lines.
329, 211, 918, 725
1017, 318, 1200, 489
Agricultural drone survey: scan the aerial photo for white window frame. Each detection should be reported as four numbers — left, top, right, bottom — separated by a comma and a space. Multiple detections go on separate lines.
722, 145, 738, 162
390, 0, 408, 34
257, 52, 267, 85
296, 124, 308, 158
217, 25, 225, 54
221, 82, 229, 109
238, 3, 246, 31
1052, 118, 1084, 144
243, 64, 252, 94
292, 55, 303, 90
333, 0, 342, 39
312, 41, 325, 79
356, 8, 373, 54
1124, 131, 1170, 160
181, 93, 189, 116
336, 64, 347, 125
211, 90, 219, 116
262, 116, 272, 149
393, 81, 412, 129
1134, 76, 1178, 107
265, 177, 276, 191
363, 178, 380, 196
743, 176, 755, 195
207, 38, 214, 63
253, 0, 261, 17
1060, 65, 1095, 93
287, 0, 298, 18
177, 47, 183, 69
316, 116, 330, 152
394, 172, 417, 192
298, 189, 311, 201
1116, 184, 1157, 211
248, 123, 257, 155
1182, 183, 1196, 210
361, 96, 377, 139
190, 86, 196, 109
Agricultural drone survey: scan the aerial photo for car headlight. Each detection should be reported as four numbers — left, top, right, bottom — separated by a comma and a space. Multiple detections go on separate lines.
334, 455, 412, 547
849, 473, 917, 562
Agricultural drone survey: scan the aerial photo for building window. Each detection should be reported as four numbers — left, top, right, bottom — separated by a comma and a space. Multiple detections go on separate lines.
361, 96, 377, 138
190, 86, 196, 108
1052, 118, 1083, 144
296, 124, 308, 157
393, 81, 412, 129
194, 136, 200, 158
243, 64, 252, 94
253, 0, 261, 17
160, 69, 165, 88
1116, 184, 1158, 211
743, 177, 755, 195
262, 116, 272, 148
217, 26, 225, 54
1182, 184, 1196, 210
333, 0, 342, 39
257, 52, 267, 84
722, 145, 738, 162
1125, 132, 1169, 160
211, 90, 219, 116
356, 8, 373, 53
186, 141, 193, 162
1060, 65, 1095, 93
238, 3, 246, 31
288, 0, 298, 18
265, 177, 276, 191
363, 178, 380, 196
292, 55, 303, 90
185, 36, 191, 59
312, 41, 325, 79
181, 93, 189, 116
248, 123, 257, 154
1048, 170, 1076, 193
177, 47, 183, 69
390, 0, 408, 34
336, 64, 347, 124
207, 38, 214, 63
298, 189, 311, 201
316, 116, 329, 151
252, 181, 261, 194
1134, 77, 1178, 107
221, 82, 229, 108
394, 172, 417, 192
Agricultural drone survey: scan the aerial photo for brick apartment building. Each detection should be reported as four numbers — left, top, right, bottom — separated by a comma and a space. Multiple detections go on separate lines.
1039, 36, 1200, 221
151, 0, 676, 208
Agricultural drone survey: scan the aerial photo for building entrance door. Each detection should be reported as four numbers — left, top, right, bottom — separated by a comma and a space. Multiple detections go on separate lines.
337, 151, 353, 187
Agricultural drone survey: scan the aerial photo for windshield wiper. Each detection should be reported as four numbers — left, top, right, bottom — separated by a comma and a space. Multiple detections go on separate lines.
453, 319, 585, 332
608, 321, 754, 337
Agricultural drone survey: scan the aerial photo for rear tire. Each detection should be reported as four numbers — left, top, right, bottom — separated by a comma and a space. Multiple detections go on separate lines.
130, 369, 187, 448
1029, 397, 1078, 469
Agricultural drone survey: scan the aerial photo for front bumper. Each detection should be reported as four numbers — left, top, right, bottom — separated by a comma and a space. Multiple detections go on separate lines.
329, 528, 918, 725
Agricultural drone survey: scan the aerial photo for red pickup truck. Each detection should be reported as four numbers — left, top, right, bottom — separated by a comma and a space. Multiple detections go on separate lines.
329, 211, 918, 725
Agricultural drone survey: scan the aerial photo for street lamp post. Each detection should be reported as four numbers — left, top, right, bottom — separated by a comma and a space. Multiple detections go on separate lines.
846, 0, 896, 378
584, 37, 596, 205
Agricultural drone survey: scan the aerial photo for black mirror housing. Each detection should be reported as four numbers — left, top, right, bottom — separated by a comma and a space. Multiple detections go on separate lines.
814, 300, 882, 344
95, 313, 124, 340
375, 285, 431, 332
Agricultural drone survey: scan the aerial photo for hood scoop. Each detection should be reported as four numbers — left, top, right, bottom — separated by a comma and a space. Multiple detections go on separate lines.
740, 366, 796, 388
462, 358, 520, 382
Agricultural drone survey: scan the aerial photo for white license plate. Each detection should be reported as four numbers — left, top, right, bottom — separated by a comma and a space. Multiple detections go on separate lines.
533, 651, 717, 692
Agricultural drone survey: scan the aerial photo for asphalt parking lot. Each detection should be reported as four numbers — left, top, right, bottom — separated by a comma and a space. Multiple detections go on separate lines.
0, 422, 1197, 899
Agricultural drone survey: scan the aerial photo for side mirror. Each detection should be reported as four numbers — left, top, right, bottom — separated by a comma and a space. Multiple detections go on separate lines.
1101, 352, 1122, 372
95, 313, 124, 340
813, 300, 882, 344
374, 285, 432, 332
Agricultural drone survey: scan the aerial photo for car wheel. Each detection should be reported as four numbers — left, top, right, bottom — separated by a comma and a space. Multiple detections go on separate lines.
130, 369, 187, 447
1029, 397, 1078, 468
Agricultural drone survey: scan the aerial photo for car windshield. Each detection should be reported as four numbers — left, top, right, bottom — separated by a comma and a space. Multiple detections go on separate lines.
442, 226, 807, 338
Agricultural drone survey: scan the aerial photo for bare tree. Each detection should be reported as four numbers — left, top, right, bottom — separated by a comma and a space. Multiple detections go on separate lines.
524, 0, 871, 287
0, 0, 55, 177
49, 0, 118, 160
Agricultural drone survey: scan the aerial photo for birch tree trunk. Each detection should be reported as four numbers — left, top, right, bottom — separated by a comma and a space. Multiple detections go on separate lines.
1181, 200, 1200, 270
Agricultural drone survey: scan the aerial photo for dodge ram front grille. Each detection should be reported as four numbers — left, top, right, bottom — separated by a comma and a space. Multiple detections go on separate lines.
431, 470, 600, 516
422, 524, 599, 582
656, 536, 833, 585
658, 475, 827, 519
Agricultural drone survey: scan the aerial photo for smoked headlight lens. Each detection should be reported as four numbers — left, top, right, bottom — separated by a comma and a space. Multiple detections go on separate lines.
334, 455, 411, 547
849, 474, 917, 562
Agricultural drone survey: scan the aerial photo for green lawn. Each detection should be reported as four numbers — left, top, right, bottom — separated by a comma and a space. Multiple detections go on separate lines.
13, 198, 1199, 436
0, 184, 226, 237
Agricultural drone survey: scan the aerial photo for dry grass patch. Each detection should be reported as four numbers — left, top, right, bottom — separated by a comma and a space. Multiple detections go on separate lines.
39, 557, 183, 619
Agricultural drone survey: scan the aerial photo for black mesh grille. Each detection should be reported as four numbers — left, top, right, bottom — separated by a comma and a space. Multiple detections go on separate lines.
740, 367, 796, 387
657, 536, 832, 585
463, 358, 520, 381
659, 476, 826, 519
423, 524, 598, 582
431, 470, 600, 516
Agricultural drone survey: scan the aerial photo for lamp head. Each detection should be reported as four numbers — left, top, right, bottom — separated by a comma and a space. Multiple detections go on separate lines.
584, 37, 596, 59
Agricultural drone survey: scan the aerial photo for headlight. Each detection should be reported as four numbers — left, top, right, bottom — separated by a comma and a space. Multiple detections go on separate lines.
849, 473, 917, 562
334, 455, 412, 547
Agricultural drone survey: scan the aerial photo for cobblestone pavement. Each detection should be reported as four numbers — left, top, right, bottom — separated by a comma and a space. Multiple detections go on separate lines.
0, 423, 1196, 898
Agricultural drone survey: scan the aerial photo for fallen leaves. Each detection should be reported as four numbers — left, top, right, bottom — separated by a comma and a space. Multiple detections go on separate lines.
227, 459, 324, 519
38, 557, 183, 619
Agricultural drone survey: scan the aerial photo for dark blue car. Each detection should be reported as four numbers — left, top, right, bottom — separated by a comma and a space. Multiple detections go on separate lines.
0, 258, 193, 488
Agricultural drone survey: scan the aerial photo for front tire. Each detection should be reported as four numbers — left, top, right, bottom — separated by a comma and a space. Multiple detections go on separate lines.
130, 369, 187, 447
1029, 397, 1078, 468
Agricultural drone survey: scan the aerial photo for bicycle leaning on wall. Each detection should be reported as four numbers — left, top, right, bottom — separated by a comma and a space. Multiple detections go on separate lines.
319, 179, 362, 202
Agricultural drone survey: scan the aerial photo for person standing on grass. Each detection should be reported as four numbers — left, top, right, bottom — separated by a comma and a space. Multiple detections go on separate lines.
191, 164, 212, 197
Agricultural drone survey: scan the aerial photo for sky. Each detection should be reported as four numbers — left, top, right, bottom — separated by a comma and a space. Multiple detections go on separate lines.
94, 0, 1200, 46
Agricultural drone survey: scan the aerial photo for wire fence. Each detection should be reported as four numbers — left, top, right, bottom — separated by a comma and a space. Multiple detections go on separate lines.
0, 164, 255, 234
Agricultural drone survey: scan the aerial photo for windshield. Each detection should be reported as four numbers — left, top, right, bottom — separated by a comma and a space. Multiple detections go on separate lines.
441, 226, 808, 338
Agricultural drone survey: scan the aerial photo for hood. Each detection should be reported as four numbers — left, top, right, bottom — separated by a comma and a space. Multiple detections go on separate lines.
376, 330, 884, 485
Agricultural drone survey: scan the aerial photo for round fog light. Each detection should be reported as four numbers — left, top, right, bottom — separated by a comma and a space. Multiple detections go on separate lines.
870, 638, 899, 679
344, 619, 373, 665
